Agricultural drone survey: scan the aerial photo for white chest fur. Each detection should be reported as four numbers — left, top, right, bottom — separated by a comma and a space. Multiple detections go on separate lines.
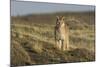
60, 23, 66, 39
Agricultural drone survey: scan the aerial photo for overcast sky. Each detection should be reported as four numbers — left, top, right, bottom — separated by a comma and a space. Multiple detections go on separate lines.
11, 0, 95, 16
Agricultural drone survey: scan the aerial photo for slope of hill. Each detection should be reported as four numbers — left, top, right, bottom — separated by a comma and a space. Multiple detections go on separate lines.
11, 12, 95, 66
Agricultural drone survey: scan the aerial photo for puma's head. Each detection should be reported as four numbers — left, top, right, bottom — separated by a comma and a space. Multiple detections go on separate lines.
56, 16, 65, 27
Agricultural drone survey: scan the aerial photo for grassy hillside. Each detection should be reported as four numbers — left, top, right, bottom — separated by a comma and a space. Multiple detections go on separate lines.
11, 12, 95, 66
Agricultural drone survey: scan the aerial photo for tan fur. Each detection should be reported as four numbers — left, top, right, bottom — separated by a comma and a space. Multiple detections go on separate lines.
55, 16, 69, 51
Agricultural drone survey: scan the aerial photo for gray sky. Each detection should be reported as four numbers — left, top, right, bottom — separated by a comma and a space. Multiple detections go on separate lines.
11, 1, 95, 16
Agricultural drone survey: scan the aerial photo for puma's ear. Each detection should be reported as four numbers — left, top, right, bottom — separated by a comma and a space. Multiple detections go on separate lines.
56, 16, 59, 19
62, 16, 65, 20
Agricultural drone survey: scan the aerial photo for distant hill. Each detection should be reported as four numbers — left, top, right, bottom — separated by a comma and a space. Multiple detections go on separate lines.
11, 11, 95, 25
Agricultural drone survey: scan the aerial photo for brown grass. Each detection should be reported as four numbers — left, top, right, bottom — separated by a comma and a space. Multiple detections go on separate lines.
11, 12, 95, 66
